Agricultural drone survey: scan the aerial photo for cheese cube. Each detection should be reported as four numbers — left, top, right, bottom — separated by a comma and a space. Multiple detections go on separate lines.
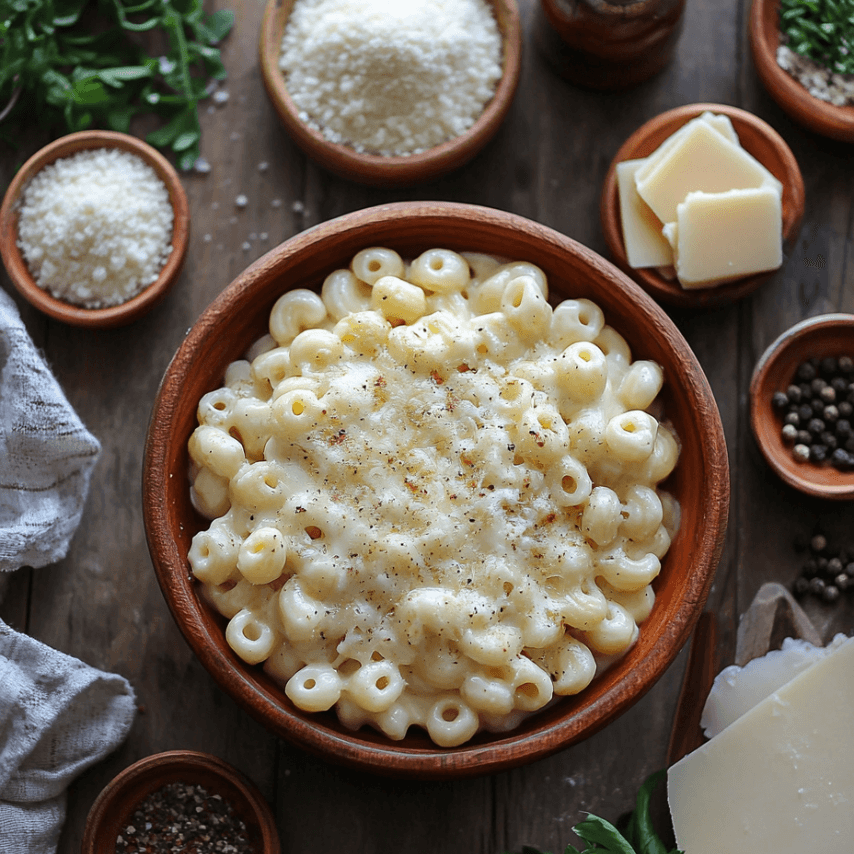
668, 636, 854, 852
635, 119, 777, 224
673, 186, 782, 288
616, 159, 673, 268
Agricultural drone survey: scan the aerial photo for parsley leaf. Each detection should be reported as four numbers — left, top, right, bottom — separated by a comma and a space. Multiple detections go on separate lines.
0, 0, 234, 168
509, 772, 683, 854
780, 0, 854, 76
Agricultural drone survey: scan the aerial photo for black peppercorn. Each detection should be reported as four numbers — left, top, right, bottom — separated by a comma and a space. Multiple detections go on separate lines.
839, 401, 853, 418
797, 361, 817, 381
823, 404, 839, 423
787, 384, 802, 403
820, 356, 838, 375
823, 584, 840, 603
772, 390, 789, 410
808, 417, 825, 436
784, 411, 800, 426
793, 443, 811, 462
839, 355, 854, 374
831, 377, 848, 395
798, 403, 813, 421
810, 534, 828, 553
781, 423, 798, 444
820, 431, 838, 451
808, 576, 826, 596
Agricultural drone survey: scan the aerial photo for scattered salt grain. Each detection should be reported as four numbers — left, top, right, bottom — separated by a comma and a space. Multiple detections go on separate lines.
278, 0, 503, 156
271, 198, 283, 208
292, 200, 304, 213
258, 161, 269, 172
17, 147, 173, 309
194, 157, 212, 173
777, 44, 854, 107
242, 241, 251, 251
212, 89, 230, 105
235, 194, 248, 208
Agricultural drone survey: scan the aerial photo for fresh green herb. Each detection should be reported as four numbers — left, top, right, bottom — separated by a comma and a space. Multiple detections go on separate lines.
780, 0, 854, 77
0, 0, 234, 169
511, 772, 682, 854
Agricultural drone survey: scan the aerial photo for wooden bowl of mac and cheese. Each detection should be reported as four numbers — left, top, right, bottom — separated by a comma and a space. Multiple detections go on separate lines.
143, 201, 729, 778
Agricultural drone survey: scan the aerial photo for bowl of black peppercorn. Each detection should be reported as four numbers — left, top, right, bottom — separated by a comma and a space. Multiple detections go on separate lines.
751, 313, 854, 500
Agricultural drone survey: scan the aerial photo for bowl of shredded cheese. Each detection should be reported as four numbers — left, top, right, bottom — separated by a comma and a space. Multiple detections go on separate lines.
258, 0, 522, 186
143, 201, 729, 777
0, 130, 190, 328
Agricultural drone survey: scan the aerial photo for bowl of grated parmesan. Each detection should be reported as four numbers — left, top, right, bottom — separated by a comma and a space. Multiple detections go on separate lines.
258, 0, 522, 186
0, 130, 190, 328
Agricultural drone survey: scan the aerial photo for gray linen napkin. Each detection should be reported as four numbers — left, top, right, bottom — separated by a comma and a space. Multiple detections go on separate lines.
0, 287, 136, 852
0, 287, 101, 573
0, 621, 136, 854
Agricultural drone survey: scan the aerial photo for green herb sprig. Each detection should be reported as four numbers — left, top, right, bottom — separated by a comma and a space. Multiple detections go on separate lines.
513, 772, 682, 854
780, 0, 854, 76
0, 0, 234, 169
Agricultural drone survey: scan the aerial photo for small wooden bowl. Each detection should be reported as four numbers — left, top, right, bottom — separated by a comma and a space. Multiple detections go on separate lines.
143, 201, 729, 778
81, 750, 280, 854
750, 0, 854, 143
750, 313, 854, 500
600, 103, 805, 309
0, 130, 189, 328
258, 0, 522, 186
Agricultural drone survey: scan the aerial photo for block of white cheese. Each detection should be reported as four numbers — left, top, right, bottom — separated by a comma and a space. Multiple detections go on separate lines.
634, 112, 739, 188
701, 634, 848, 739
616, 159, 674, 269
635, 119, 778, 225
668, 635, 854, 851
672, 186, 782, 288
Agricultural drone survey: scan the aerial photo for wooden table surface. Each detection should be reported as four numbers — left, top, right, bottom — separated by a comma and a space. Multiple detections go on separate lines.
2, 1, 854, 851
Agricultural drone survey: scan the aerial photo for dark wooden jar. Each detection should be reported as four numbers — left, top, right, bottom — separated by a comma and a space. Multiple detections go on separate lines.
537, 0, 686, 90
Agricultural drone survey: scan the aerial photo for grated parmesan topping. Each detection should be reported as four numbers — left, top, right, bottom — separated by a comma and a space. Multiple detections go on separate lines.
17, 147, 174, 309
278, 0, 503, 157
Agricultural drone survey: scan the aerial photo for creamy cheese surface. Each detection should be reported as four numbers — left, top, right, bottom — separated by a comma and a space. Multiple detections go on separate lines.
186, 248, 680, 746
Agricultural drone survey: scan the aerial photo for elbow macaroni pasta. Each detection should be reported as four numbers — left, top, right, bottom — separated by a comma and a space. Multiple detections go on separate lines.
187, 247, 681, 747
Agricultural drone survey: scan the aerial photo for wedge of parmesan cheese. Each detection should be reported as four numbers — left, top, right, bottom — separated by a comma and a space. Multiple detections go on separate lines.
668, 635, 854, 851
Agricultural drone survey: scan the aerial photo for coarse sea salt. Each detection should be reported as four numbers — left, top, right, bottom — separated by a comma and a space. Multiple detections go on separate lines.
777, 44, 854, 107
278, 0, 503, 156
17, 147, 173, 309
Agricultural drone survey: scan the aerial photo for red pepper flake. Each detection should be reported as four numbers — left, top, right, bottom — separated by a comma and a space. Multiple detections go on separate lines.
430, 370, 444, 385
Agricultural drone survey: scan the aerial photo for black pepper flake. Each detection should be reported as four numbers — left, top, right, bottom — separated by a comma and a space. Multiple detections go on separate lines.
115, 781, 253, 854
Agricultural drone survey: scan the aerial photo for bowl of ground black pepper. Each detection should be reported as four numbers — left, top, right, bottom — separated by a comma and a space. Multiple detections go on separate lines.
750, 313, 854, 500
749, 0, 854, 143
81, 750, 280, 854
258, 0, 522, 186
0, 130, 190, 328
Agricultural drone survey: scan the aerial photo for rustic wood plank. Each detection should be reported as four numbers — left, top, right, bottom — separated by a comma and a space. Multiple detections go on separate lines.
1, 0, 852, 851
